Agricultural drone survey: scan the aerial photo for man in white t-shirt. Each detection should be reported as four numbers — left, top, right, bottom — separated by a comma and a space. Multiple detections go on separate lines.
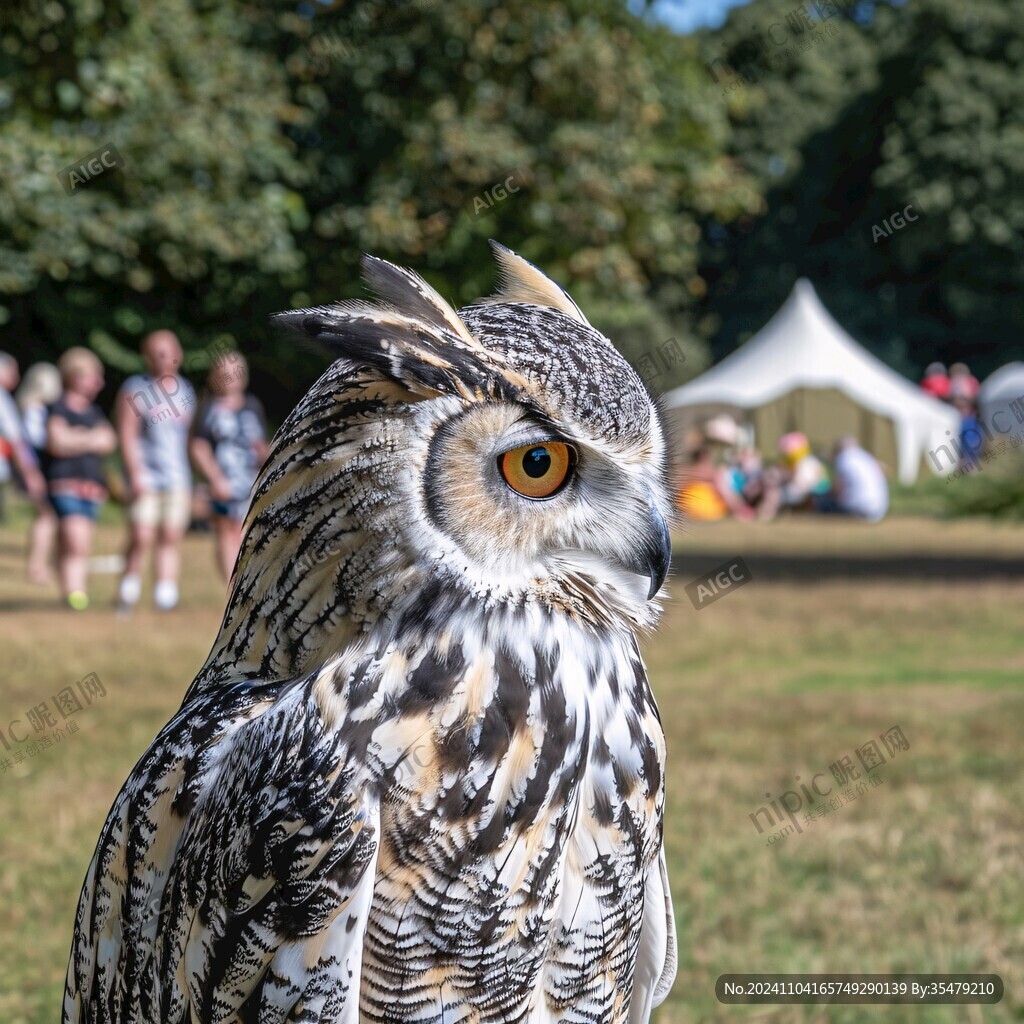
821, 436, 889, 522
115, 330, 196, 611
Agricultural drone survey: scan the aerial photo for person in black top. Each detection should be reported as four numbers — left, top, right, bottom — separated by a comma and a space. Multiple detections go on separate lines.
45, 348, 117, 610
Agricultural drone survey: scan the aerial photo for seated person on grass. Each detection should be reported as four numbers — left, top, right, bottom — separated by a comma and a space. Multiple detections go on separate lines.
815, 435, 889, 523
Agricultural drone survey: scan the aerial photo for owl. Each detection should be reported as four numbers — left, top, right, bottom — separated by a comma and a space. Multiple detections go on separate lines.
64, 242, 677, 1023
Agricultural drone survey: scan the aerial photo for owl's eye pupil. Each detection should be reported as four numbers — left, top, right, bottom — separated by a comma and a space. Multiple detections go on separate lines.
522, 447, 551, 478
498, 440, 575, 499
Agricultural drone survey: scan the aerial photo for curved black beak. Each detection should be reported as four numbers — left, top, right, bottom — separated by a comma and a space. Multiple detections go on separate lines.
639, 505, 672, 599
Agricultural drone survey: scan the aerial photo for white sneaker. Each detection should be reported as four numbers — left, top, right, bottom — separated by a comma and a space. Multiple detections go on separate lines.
116, 573, 142, 615
154, 580, 179, 611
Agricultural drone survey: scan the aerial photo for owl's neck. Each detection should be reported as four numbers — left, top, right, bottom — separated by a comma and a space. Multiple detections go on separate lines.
193, 541, 645, 698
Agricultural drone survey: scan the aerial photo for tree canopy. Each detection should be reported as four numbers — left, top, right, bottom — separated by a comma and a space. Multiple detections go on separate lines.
696, 0, 1024, 379
5, 0, 1021, 412
1, 0, 757, 417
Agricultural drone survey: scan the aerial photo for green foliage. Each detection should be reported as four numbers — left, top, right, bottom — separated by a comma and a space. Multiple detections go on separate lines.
890, 451, 1024, 518
0, 0, 758, 418
696, 0, 1024, 380
944, 461, 1024, 519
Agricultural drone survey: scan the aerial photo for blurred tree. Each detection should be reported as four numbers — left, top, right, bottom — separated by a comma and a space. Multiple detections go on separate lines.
0, 0, 315, 406
0, 0, 759, 419
696, 0, 1024, 382
271, 0, 761, 389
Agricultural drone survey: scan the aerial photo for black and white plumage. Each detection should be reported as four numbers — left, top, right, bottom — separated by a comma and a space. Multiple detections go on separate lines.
65, 242, 678, 1023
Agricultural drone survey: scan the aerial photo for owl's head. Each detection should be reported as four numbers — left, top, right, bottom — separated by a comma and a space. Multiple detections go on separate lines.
200, 244, 673, 686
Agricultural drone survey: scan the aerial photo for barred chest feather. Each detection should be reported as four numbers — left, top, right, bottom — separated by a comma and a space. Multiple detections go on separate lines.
314, 602, 668, 1021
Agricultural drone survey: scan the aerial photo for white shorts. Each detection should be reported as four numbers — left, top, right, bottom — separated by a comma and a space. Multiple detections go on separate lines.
129, 489, 191, 530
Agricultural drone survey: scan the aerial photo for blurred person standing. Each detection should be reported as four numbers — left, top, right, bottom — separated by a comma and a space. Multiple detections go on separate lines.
189, 353, 269, 581
920, 361, 951, 401
16, 361, 62, 583
949, 362, 980, 403
115, 330, 195, 612
44, 348, 117, 609
953, 396, 983, 469
816, 436, 889, 522
0, 351, 47, 521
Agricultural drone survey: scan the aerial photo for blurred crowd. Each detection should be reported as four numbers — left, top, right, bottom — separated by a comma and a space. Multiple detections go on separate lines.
919, 361, 984, 468
0, 332, 268, 611
678, 416, 889, 524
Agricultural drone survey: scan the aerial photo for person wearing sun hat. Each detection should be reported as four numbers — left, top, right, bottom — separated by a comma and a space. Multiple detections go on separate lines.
677, 415, 756, 521
703, 414, 741, 447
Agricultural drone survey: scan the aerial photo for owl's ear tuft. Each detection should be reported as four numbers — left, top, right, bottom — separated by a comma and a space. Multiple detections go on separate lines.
359, 254, 481, 350
271, 301, 519, 403
482, 241, 592, 327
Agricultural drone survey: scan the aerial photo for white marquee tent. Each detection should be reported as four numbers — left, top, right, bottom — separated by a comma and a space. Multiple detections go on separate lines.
663, 279, 961, 484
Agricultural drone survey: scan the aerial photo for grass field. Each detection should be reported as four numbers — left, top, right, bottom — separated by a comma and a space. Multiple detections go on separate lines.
0, 509, 1021, 1023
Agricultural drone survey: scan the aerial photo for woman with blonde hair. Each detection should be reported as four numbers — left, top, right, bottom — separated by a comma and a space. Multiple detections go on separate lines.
44, 348, 117, 609
16, 361, 62, 583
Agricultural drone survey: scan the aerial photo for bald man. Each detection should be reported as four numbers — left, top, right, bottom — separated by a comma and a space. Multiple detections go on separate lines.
115, 330, 196, 611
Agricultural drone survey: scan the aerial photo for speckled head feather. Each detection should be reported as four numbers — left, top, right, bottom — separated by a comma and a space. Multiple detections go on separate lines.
456, 301, 655, 447
65, 244, 677, 1024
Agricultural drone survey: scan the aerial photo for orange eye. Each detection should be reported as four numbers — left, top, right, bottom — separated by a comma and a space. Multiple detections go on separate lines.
498, 442, 575, 499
